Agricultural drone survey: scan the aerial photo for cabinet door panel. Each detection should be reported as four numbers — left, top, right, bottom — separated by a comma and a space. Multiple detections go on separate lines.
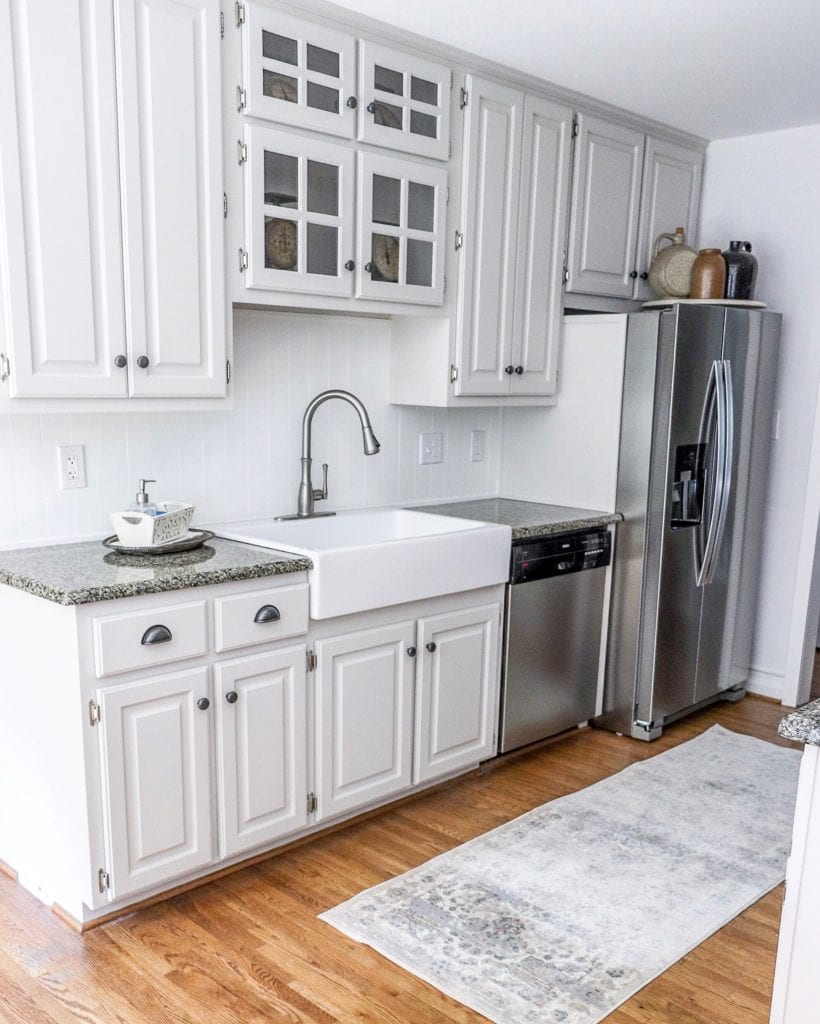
455, 76, 523, 396
511, 95, 573, 396
358, 41, 450, 161
115, 0, 226, 397
0, 0, 127, 396
415, 603, 500, 783
567, 115, 645, 298
357, 152, 447, 305
315, 622, 415, 821
98, 667, 213, 900
215, 646, 307, 858
633, 137, 703, 300
245, 126, 355, 296
242, 6, 356, 138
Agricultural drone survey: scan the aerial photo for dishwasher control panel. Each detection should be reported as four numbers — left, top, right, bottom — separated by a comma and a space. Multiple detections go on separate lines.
511, 529, 611, 584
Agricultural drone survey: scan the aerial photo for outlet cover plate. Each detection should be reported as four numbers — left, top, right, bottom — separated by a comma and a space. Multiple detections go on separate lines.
419, 432, 443, 465
470, 429, 486, 462
57, 444, 87, 489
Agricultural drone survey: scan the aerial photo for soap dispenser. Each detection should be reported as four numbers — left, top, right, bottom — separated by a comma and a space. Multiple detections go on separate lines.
130, 478, 160, 516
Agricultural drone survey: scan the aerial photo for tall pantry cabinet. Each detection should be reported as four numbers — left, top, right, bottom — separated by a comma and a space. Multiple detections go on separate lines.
0, 0, 227, 400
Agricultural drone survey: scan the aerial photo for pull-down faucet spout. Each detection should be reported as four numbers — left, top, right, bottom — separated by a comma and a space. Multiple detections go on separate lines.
277, 389, 381, 520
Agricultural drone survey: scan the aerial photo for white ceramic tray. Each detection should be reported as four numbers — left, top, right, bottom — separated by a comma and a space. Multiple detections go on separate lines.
642, 298, 767, 309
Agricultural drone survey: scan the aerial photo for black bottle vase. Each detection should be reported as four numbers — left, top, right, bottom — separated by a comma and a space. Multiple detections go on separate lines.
722, 241, 758, 300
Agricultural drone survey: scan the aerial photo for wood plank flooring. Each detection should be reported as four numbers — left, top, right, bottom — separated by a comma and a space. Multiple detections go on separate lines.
0, 695, 800, 1024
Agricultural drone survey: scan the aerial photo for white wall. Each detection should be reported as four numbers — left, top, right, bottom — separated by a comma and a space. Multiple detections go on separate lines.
0, 310, 502, 548
699, 124, 820, 699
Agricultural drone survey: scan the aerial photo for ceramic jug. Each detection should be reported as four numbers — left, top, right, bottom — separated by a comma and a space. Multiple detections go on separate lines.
648, 228, 697, 298
722, 241, 758, 300
689, 249, 727, 299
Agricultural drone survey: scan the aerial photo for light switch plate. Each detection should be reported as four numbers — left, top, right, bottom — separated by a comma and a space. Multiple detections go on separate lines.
57, 444, 87, 489
470, 429, 486, 462
419, 432, 443, 465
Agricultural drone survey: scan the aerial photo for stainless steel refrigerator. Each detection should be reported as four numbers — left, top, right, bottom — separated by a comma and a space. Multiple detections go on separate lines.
596, 306, 780, 740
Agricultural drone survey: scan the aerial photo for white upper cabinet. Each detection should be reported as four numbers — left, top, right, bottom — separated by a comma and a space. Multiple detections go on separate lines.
633, 137, 703, 301
244, 125, 355, 295
356, 151, 447, 304
240, 6, 357, 138
510, 94, 573, 396
115, 0, 226, 397
566, 114, 645, 299
455, 76, 524, 396
357, 42, 451, 161
0, 0, 127, 397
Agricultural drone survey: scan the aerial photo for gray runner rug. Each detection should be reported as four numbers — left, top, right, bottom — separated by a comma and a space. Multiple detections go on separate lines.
320, 725, 800, 1024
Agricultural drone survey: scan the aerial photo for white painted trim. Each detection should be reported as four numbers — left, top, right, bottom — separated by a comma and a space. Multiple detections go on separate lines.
783, 372, 820, 708
747, 666, 786, 701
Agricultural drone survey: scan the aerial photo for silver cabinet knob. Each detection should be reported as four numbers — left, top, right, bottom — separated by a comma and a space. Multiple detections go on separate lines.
137, 355, 150, 369
344, 260, 355, 271
197, 697, 210, 711
366, 101, 376, 114
426, 641, 437, 653
346, 96, 358, 109
514, 365, 524, 375
114, 354, 127, 368
407, 646, 417, 658
504, 365, 514, 375
225, 691, 238, 704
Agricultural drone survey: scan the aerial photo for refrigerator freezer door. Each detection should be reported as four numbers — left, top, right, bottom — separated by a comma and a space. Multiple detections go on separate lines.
636, 305, 726, 725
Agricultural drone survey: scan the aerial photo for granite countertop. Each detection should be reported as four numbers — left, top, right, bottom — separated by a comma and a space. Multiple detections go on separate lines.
413, 498, 622, 541
0, 538, 312, 606
779, 701, 820, 746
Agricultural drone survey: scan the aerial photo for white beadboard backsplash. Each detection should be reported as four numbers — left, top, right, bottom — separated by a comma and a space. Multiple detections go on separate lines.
0, 311, 502, 547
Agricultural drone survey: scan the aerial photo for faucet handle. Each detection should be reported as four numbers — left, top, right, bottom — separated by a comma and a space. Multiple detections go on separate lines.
313, 463, 329, 502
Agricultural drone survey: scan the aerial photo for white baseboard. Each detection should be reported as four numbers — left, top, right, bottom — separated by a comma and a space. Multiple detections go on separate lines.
747, 667, 786, 701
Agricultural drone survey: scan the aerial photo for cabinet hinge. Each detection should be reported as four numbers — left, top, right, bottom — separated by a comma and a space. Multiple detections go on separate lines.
0, 353, 9, 383
307, 792, 317, 814
223, 192, 228, 218
562, 265, 569, 284
234, 1, 245, 27
454, 229, 463, 251
459, 86, 468, 109
238, 248, 248, 272
88, 699, 101, 727
237, 139, 247, 164
97, 868, 110, 893
445, 186, 450, 205
448, 140, 452, 160
306, 650, 317, 673
571, 115, 579, 139
450, 364, 459, 383
226, 359, 232, 384
219, 10, 224, 37
449, 70, 454, 88
443, 274, 447, 297
236, 87, 247, 113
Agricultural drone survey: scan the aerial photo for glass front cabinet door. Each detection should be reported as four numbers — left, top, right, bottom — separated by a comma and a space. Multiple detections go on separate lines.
244, 126, 355, 295
357, 152, 447, 305
358, 42, 451, 161
241, 6, 356, 137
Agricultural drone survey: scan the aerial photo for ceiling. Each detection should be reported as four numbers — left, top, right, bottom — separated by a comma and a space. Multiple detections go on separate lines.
331, 0, 820, 140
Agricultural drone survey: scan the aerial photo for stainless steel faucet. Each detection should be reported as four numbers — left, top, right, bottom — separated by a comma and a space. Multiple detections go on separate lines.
276, 389, 381, 520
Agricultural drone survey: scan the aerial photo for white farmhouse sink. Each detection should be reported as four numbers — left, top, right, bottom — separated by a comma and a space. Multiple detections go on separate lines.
214, 509, 511, 619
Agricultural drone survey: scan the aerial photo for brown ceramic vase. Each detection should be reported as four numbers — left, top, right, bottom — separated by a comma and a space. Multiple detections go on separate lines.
689, 249, 727, 299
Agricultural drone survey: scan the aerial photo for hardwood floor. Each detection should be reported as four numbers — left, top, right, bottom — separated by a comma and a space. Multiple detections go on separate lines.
0, 695, 799, 1024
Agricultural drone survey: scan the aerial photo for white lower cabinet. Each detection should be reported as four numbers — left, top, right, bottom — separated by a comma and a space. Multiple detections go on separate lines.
415, 603, 500, 783
97, 667, 214, 901
314, 621, 416, 821
214, 646, 308, 858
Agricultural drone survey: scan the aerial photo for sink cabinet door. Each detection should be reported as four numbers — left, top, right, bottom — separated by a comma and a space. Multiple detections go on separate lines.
566, 114, 645, 299
314, 622, 415, 821
97, 667, 214, 901
414, 602, 501, 784
214, 646, 308, 858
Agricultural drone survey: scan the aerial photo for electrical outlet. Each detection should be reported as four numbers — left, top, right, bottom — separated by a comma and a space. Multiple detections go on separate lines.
470, 429, 486, 462
419, 432, 443, 465
57, 444, 87, 489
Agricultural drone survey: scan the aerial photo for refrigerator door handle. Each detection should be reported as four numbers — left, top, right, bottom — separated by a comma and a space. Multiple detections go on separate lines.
704, 360, 734, 585
695, 360, 726, 587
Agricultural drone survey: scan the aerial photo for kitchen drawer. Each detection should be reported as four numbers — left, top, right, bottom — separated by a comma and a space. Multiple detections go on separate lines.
214, 583, 309, 653
92, 600, 208, 678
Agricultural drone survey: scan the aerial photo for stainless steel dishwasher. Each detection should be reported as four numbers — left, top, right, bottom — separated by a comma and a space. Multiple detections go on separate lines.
499, 528, 611, 753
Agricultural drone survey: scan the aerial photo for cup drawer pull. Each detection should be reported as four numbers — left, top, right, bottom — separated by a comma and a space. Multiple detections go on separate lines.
254, 604, 281, 624
141, 624, 173, 646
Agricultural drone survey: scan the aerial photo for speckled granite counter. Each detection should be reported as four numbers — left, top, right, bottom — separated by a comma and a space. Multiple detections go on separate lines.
0, 538, 312, 606
412, 498, 621, 541
779, 701, 820, 746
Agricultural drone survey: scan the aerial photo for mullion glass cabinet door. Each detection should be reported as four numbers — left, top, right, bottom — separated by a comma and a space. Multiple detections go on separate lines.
358, 41, 450, 161
356, 152, 447, 305
242, 5, 356, 138
245, 126, 355, 296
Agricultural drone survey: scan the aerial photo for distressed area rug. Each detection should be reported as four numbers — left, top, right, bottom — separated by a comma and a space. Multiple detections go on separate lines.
320, 725, 801, 1024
